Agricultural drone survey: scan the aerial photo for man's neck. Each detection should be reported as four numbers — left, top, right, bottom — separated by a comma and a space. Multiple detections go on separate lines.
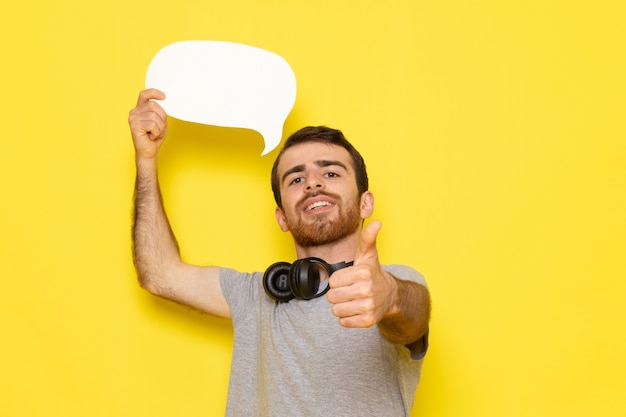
293, 229, 360, 264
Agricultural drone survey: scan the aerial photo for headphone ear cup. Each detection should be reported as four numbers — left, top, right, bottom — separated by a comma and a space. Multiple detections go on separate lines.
263, 262, 295, 302
290, 258, 322, 300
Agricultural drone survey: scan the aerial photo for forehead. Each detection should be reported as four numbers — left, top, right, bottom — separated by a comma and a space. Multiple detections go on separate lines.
277, 142, 353, 176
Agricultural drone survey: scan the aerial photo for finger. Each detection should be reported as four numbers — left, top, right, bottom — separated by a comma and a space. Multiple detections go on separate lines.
327, 268, 346, 290
338, 314, 377, 329
137, 88, 166, 105
144, 101, 168, 125
129, 110, 167, 141
143, 118, 166, 141
327, 267, 369, 293
331, 299, 378, 329
130, 99, 168, 129
354, 220, 382, 266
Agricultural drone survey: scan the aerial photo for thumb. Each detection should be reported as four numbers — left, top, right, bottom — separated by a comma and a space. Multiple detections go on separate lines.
354, 220, 382, 265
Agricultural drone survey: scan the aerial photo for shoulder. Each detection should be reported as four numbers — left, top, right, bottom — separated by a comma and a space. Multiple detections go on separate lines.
219, 267, 262, 292
383, 264, 427, 286
219, 267, 264, 310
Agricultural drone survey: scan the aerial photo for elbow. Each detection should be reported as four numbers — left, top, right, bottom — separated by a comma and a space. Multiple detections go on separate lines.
135, 260, 182, 298
136, 272, 165, 296
137, 274, 153, 292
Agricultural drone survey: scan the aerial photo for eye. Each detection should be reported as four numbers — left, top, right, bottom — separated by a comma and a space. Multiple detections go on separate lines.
325, 171, 339, 178
289, 177, 304, 185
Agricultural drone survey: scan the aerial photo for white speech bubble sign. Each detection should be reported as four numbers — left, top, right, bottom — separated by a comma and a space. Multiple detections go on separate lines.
145, 40, 297, 155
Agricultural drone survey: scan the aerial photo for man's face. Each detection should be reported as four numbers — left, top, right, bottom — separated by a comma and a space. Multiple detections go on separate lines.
275, 142, 369, 247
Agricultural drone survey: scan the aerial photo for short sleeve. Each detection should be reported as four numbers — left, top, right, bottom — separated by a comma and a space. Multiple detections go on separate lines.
219, 267, 262, 320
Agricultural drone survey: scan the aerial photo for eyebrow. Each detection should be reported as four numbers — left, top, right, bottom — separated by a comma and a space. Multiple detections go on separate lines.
282, 160, 349, 183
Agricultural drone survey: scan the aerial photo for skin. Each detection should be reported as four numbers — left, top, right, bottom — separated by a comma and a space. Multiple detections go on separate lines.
129, 88, 430, 346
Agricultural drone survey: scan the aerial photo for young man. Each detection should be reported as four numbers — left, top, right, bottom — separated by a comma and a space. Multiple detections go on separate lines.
129, 88, 431, 416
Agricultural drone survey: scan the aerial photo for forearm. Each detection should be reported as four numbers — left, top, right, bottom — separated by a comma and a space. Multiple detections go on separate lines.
378, 278, 430, 346
132, 159, 182, 293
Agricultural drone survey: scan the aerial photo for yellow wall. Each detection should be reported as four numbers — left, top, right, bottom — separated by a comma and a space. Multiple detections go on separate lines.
1, 1, 625, 416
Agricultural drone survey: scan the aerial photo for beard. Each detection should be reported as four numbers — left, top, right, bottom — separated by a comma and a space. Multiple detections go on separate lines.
285, 193, 362, 247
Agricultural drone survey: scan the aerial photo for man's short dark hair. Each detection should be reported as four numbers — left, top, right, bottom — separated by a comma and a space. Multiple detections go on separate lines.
271, 126, 369, 208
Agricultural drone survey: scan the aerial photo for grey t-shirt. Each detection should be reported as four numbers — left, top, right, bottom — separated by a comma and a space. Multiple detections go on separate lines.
219, 264, 427, 417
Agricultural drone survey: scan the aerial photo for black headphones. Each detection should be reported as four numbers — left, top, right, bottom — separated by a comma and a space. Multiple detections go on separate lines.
263, 257, 353, 302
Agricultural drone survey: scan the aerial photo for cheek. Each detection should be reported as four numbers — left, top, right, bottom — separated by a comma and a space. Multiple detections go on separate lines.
275, 208, 290, 232
281, 188, 302, 209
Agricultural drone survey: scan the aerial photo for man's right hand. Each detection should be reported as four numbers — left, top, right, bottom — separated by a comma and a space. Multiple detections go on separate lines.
128, 88, 168, 162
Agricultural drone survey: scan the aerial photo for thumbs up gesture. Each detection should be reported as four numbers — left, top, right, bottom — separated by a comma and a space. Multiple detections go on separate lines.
327, 220, 400, 328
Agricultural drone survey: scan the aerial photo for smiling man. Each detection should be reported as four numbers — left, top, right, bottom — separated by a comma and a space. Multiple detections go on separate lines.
129, 89, 431, 416
272, 132, 366, 250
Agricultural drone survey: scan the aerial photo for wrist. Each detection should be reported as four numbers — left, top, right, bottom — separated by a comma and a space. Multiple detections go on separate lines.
384, 273, 401, 318
135, 156, 158, 172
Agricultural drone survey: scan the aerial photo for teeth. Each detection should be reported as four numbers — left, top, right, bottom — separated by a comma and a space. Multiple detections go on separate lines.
307, 201, 331, 211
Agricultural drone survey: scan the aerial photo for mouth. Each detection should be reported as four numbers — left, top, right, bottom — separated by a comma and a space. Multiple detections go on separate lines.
302, 195, 336, 213
305, 200, 333, 211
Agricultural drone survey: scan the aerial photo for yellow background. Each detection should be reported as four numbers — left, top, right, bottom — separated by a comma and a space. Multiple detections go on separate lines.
1, 1, 625, 416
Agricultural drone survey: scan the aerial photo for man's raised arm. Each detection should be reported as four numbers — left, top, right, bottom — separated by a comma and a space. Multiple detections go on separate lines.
129, 89, 230, 318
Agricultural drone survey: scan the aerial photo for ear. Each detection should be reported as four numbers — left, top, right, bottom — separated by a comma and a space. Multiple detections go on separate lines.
275, 207, 290, 232
359, 191, 374, 219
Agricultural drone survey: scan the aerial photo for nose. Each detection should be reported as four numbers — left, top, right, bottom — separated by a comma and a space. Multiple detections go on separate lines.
305, 173, 324, 191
